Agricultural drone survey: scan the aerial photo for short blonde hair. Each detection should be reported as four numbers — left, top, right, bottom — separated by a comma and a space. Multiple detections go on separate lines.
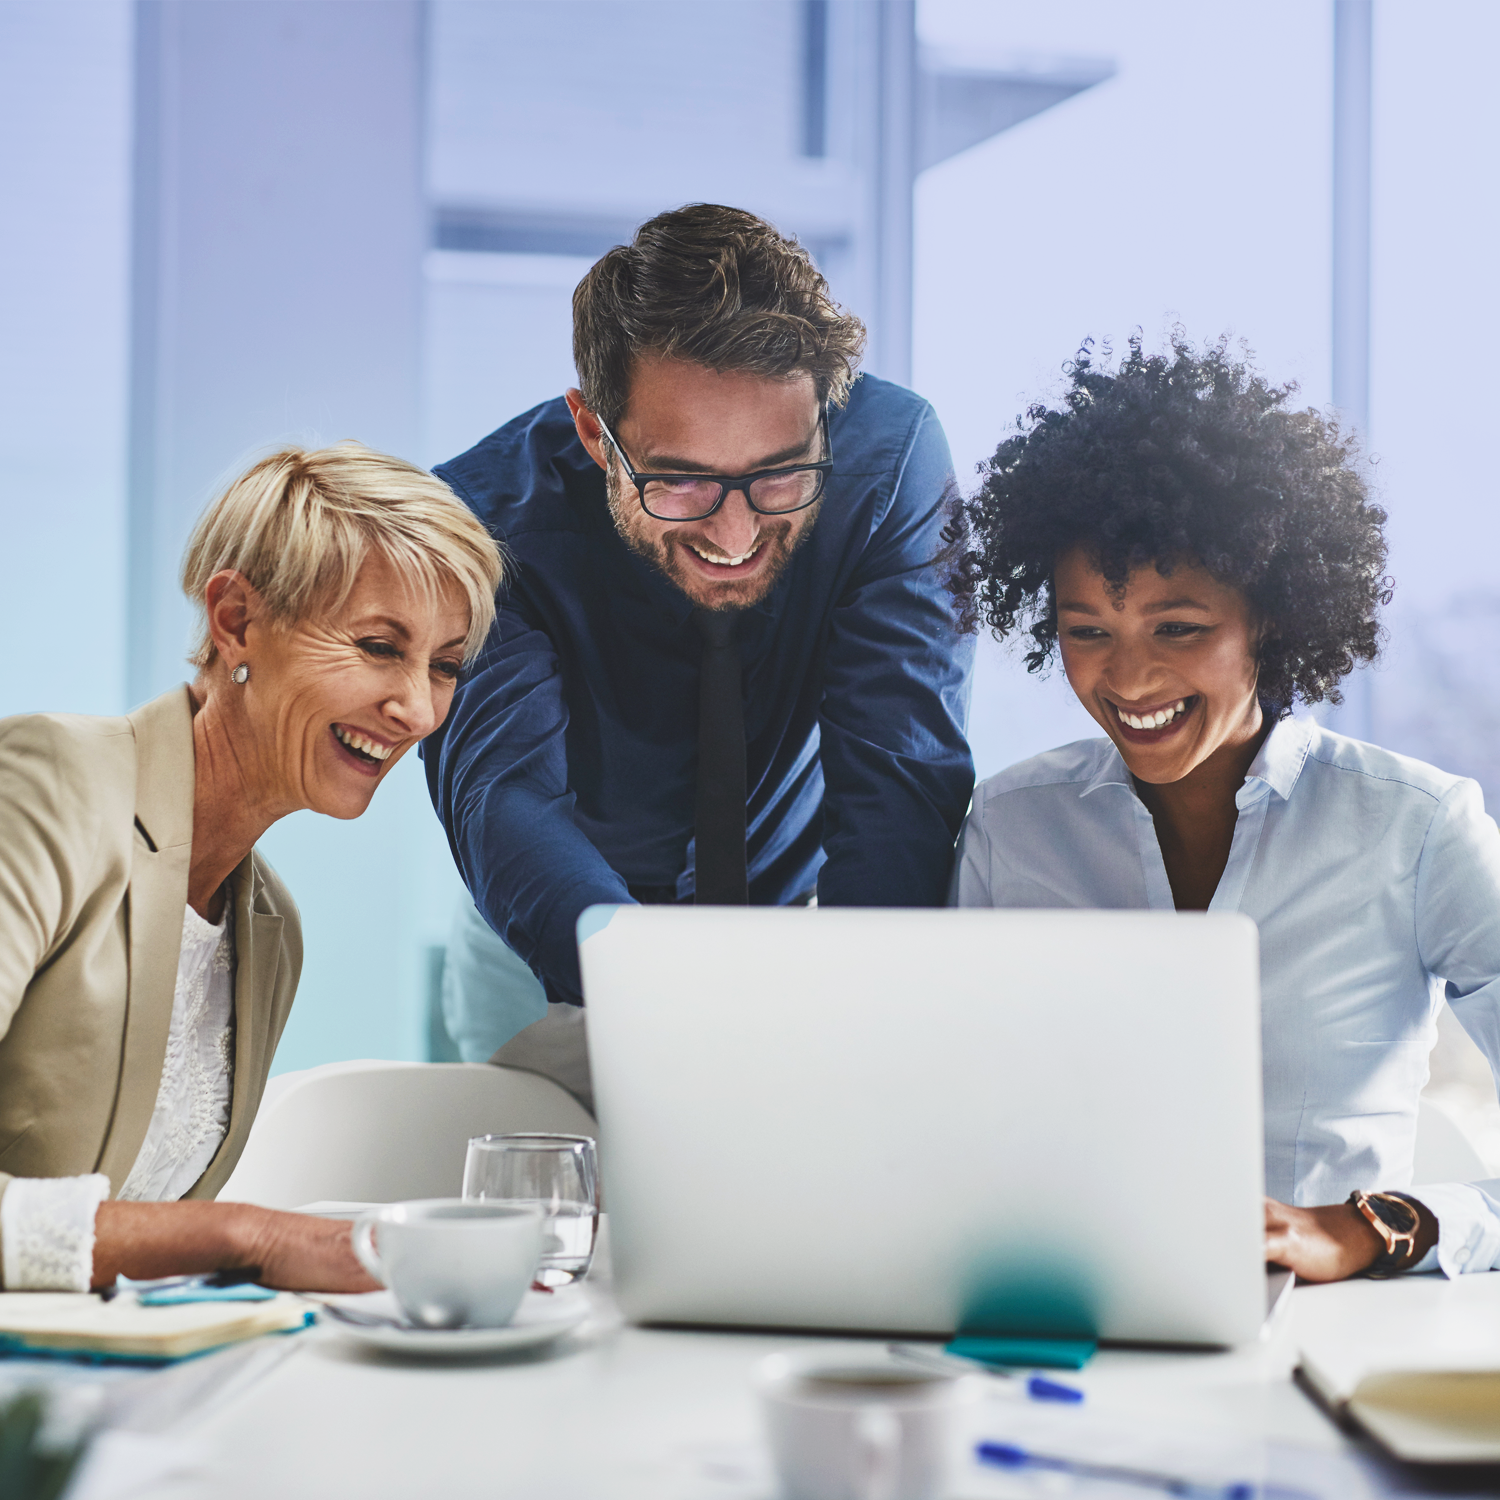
181, 442, 505, 667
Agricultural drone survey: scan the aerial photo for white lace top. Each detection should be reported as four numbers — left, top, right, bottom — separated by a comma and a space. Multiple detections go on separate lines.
0, 903, 236, 1291
120, 904, 236, 1201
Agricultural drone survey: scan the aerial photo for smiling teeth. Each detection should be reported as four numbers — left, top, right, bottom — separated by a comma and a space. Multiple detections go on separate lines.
335, 726, 392, 761
1118, 699, 1187, 731
690, 543, 758, 567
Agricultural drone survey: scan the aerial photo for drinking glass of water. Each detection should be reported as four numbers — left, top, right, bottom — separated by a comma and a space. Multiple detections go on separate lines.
462, 1133, 598, 1287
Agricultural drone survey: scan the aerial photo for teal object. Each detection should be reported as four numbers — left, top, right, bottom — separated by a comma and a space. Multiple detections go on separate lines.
946, 1335, 1097, 1370
0, 1314, 313, 1367
138, 1283, 277, 1306
955, 1256, 1099, 1370
575, 904, 622, 945
959, 1258, 1098, 1346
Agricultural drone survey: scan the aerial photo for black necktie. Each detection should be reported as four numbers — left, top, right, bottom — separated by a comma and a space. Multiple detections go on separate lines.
692, 609, 748, 904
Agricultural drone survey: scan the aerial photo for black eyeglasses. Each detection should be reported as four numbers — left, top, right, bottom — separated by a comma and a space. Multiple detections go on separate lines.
594, 409, 832, 522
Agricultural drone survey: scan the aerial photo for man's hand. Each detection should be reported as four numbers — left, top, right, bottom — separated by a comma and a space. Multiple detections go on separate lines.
1263, 1196, 1437, 1283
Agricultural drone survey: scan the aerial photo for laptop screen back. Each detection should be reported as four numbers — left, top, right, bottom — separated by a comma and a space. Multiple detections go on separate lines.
580, 906, 1265, 1346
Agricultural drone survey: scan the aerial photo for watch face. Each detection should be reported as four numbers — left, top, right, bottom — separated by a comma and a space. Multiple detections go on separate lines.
1370, 1193, 1419, 1234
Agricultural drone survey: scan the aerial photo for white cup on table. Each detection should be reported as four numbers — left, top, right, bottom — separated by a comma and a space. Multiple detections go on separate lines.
351, 1199, 543, 1330
757, 1350, 972, 1500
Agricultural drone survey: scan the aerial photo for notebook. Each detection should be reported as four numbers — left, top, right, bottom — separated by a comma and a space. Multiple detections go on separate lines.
1297, 1277, 1500, 1463
0, 1291, 311, 1362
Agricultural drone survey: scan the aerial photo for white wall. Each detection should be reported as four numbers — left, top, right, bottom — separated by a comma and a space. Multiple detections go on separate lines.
1371, 2, 1500, 613
429, 0, 807, 213
0, 0, 132, 719
421, 251, 588, 468
914, 0, 1334, 780
1366, 2, 1500, 805
9, 0, 1497, 1077
128, 0, 427, 701
424, 0, 895, 373
125, 0, 440, 1075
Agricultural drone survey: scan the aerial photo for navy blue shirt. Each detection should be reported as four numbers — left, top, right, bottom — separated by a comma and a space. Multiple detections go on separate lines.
425, 374, 975, 1005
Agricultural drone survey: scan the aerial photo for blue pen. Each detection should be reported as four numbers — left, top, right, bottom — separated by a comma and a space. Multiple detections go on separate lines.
976, 1442, 1319, 1499
886, 1345, 1084, 1402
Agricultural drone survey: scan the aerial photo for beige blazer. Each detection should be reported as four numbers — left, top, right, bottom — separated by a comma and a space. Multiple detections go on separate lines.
0, 686, 302, 1264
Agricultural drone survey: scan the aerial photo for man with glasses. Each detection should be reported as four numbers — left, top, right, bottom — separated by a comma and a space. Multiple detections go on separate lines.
424, 204, 974, 1106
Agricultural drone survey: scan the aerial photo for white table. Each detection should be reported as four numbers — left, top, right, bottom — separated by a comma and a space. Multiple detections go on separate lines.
153, 1258, 1500, 1499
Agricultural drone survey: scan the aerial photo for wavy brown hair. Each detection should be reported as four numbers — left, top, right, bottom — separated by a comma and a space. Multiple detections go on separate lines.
572, 204, 866, 429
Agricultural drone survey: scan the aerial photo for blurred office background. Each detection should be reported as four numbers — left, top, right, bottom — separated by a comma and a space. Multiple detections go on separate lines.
2, 0, 1498, 1139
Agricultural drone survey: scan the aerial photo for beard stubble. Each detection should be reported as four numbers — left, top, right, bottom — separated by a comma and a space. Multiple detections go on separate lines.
605, 462, 821, 612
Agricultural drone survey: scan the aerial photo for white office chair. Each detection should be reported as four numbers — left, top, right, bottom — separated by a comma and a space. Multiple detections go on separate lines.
217, 1060, 597, 1209
1413, 1095, 1491, 1184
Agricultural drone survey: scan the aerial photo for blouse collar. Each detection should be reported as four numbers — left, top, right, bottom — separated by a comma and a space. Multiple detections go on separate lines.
1079, 710, 1315, 805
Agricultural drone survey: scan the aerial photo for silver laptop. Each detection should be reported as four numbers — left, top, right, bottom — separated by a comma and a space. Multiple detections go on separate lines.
579, 905, 1269, 1348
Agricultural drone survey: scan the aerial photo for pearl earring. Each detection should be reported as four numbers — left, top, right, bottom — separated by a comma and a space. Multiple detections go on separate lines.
230, 663, 250, 685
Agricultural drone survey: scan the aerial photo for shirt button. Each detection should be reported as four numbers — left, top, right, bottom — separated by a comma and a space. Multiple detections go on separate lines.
1457, 1248, 1471, 1266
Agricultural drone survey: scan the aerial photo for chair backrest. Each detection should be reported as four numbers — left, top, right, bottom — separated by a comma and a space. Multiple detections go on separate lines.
216, 1060, 597, 1209
1413, 1095, 1490, 1185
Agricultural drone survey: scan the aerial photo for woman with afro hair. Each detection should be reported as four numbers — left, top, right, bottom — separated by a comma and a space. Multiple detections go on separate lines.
947, 333, 1500, 1285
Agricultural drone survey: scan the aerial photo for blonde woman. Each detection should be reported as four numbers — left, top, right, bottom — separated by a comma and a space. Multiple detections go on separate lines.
0, 442, 503, 1293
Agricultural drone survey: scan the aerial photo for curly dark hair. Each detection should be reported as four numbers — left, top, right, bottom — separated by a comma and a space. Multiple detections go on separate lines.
944, 333, 1391, 711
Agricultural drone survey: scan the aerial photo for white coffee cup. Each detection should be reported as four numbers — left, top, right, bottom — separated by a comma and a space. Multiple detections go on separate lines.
351, 1199, 543, 1329
757, 1351, 972, 1500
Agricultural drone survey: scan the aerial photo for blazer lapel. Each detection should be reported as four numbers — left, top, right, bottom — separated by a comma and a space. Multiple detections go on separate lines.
95, 688, 197, 1191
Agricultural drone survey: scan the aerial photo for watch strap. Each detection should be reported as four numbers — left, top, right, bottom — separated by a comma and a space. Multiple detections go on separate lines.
1348, 1190, 1422, 1278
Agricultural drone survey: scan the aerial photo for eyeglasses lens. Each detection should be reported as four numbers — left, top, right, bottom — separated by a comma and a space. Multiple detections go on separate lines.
748, 468, 824, 513
642, 477, 724, 520
642, 468, 824, 520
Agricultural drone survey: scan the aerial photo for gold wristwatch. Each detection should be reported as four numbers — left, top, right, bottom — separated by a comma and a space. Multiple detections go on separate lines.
1347, 1190, 1422, 1278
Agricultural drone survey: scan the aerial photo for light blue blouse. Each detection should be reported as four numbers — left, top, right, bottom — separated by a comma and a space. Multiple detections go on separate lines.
951, 715, 1500, 1276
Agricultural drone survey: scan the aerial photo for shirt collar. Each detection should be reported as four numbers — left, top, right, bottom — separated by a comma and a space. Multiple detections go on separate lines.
1077, 711, 1313, 804
1242, 713, 1313, 803
1079, 741, 1134, 799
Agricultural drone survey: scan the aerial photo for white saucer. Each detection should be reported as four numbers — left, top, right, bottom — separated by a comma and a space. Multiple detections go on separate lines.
319, 1289, 590, 1358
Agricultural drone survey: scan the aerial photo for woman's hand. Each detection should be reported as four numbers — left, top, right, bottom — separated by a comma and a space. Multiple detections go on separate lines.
1264, 1195, 1438, 1282
226, 1203, 380, 1292
92, 1201, 379, 1293
1264, 1198, 1383, 1282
